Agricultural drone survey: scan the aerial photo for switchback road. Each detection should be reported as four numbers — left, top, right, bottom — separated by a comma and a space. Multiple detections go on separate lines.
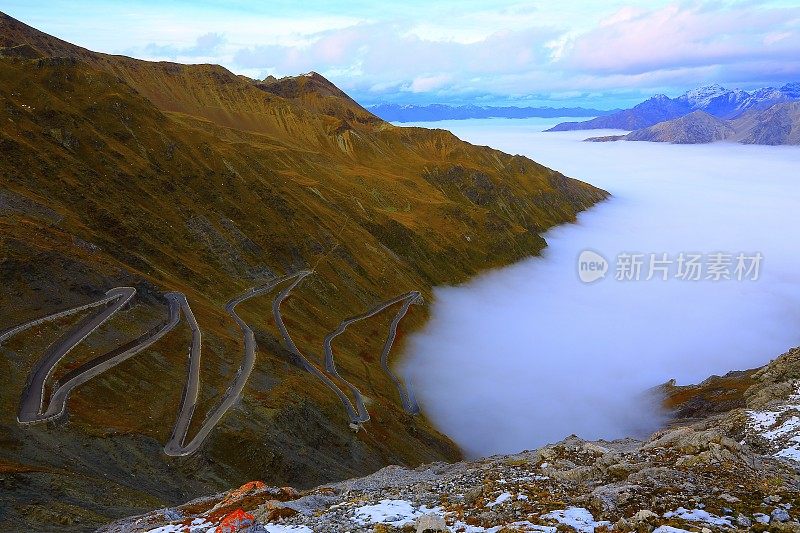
1, 273, 423, 454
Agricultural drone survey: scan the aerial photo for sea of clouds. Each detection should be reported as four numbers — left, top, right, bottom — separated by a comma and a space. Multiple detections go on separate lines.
400, 118, 800, 458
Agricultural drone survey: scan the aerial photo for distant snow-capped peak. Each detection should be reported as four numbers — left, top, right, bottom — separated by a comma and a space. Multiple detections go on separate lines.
680, 84, 729, 107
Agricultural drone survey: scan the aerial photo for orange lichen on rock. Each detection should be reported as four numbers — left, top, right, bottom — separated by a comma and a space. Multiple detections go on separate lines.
215, 509, 254, 533
226, 481, 266, 502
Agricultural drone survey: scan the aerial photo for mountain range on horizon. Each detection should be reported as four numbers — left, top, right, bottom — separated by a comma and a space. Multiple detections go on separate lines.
366, 103, 617, 122
585, 102, 800, 145
546, 82, 800, 132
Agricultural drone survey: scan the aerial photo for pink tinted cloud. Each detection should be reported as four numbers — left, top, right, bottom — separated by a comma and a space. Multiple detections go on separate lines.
560, 3, 800, 75
228, 2, 800, 97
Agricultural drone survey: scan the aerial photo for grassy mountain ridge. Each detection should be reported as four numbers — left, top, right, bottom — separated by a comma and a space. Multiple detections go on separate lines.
0, 12, 607, 531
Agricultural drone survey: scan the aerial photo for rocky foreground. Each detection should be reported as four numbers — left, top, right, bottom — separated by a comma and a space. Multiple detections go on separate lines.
104, 348, 800, 533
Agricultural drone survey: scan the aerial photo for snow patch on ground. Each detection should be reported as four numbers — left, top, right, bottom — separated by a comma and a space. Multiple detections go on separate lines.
350, 499, 563, 532
663, 507, 732, 526
653, 527, 693, 533
541, 507, 610, 532
352, 499, 441, 527
144, 518, 213, 533
452, 521, 556, 532
487, 492, 513, 507
262, 525, 313, 532
776, 437, 800, 460
746, 382, 800, 461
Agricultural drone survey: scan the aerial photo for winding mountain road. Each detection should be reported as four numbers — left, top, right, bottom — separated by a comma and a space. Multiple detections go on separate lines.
8, 287, 139, 424
323, 291, 423, 420
270, 270, 372, 425
377, 292, 423, 415
1, 272, 424, 454
29, 292, 182, 425
165, 273, 307, 456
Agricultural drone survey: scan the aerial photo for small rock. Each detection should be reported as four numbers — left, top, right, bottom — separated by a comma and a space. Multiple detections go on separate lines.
415, 513, 447, 532
630, 509, 658, 524
252, 500, 299, 522
736, 514, 752, 527
162, 508, 182, 521
612, 517, 632, 532
754, 512, 771, 524
773, 508, 792, 522
216, 509, 254, 533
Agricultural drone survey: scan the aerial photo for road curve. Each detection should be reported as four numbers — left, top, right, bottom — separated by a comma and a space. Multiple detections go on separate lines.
0, 288, 131, 345
323, 291, 424, 421
378, 292, 423, 415
164, 273, 305, 456
11, 287, 137, 424
36, 293, 182, 424
270, 270, 372, 424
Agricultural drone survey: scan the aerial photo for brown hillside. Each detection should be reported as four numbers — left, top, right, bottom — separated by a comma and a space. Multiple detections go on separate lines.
0, 11, 607, 531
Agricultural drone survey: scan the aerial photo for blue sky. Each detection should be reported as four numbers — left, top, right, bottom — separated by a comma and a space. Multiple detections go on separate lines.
4, 1, 800, 108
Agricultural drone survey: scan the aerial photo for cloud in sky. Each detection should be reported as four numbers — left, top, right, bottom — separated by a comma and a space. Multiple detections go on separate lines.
4, 0, 800, 107
145, 32, 225, 58
562, 4, 800, 76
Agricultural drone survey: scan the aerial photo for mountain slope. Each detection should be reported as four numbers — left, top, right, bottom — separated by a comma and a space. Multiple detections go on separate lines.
736, 101, 800, 145
736, 83, 800, 115
546, 94, 692, 131
547, 82, 800, 132
586, 102, 800, 145
624, 111, 736, 144
0, 12, 607, 531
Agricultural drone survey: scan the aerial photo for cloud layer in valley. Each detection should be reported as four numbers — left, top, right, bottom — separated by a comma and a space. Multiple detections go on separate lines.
399, 119, 800, 457
5, 1, 800, 107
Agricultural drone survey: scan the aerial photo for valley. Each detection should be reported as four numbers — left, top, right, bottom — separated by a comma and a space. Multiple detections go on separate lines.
399, 118, 800, 458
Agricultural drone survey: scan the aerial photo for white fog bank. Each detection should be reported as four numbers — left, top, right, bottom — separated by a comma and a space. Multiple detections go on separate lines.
400, 118, 800, 458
